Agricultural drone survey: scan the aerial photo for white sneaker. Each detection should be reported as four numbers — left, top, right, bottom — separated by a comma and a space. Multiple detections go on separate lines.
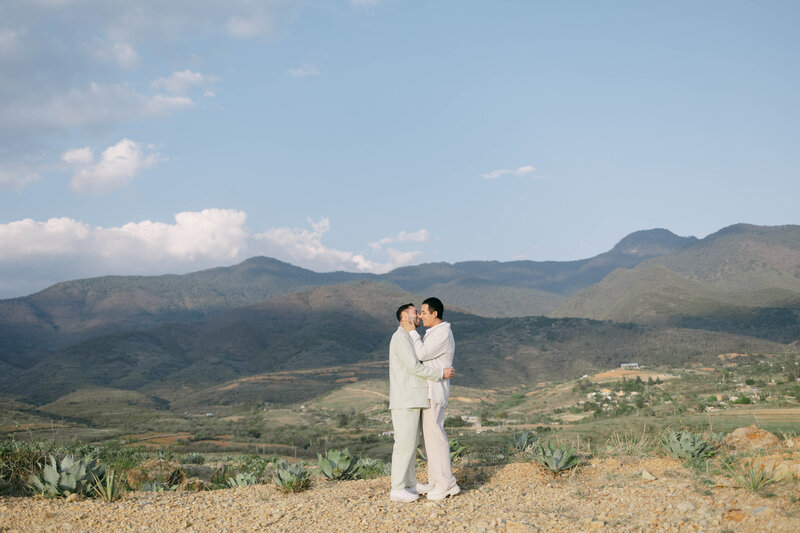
390, 489, 419, 502
414, 483, 433, 494
427, 483, 460, 501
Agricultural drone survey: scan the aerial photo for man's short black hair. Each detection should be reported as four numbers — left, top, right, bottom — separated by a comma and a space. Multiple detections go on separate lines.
422, 297, 444, 319
396, 303, 414, 322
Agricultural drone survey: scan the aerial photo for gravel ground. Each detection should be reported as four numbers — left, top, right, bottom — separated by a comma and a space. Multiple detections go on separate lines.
2, 456, 798, 532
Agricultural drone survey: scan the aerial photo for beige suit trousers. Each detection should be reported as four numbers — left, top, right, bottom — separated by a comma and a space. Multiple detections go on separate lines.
422, 401, 457, 490
390, 408, 422, 491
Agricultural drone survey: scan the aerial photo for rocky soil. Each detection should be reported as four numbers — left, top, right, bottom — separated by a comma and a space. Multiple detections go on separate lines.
2, 448, 799, 533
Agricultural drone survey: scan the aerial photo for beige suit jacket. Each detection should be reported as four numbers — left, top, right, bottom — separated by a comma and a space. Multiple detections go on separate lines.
389, 327, 442, 409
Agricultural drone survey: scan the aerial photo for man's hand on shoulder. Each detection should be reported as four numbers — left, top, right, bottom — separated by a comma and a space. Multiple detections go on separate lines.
400, 319, 416, 332
443, 367, 455, 379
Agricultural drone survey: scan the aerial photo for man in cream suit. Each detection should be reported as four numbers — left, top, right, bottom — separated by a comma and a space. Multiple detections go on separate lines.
389, 303, 455, 503
400, 297, 459, 500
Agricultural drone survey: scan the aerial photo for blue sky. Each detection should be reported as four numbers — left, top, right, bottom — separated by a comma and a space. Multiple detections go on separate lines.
1, 0, 798, 298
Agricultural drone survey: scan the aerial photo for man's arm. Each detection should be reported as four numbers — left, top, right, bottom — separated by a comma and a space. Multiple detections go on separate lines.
396, 333, 442, 381
408, 328, 449, 362
396, 333, 457, 380
400, 320, 449, 362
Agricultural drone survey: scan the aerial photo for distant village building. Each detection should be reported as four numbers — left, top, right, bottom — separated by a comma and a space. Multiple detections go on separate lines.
620, 362, 639, 370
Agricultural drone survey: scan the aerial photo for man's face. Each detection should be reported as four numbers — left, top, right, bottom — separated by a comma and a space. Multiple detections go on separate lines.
419, 304, 437, 327
404, 306, 420, 326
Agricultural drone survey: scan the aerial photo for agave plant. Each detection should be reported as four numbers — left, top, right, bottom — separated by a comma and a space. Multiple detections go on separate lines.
181, 452, 205, 465
508, 431, 538, 452
357, 457, 391, 478
317, 449, 361, 481
449, 439, 469, 462
418, 439, 469, 465
663, 430, 715, 460
532, 441, 582, 474
30, 454, 104, 497
226, 472, 258, 488
272, 461, 311, 493
139, 480, 176, 492
91, 469, 125, 502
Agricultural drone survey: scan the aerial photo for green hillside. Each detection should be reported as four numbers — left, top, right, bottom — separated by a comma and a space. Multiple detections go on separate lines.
553, 224, 800, 341
7, 280, 794, 407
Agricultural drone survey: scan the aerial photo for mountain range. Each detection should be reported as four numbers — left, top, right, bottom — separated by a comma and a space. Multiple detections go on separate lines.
1, 223, 799, 408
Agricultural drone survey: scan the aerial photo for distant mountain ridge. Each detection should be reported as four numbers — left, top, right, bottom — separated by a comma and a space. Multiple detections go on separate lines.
2, 222, 800, 410
0, 227, 694, 370
553, 224, 800, 340
3, 280, 787, 406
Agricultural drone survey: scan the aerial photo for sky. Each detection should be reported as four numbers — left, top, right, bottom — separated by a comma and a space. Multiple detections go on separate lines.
0, 0, 798, 298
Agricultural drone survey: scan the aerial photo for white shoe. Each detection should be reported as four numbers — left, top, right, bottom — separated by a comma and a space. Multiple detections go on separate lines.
427, 484, 460, 501
414, 483, 433, 494
390, 489, 419, 502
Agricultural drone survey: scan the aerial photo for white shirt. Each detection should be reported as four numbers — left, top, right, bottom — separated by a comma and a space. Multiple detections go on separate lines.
408, 321, 454, 407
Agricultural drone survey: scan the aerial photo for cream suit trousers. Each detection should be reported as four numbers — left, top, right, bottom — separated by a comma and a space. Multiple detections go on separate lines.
422, 401, 457, 490
390, 408, 422, 491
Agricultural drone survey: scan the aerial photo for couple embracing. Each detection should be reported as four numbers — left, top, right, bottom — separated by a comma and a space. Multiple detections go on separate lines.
388, 297, 460, 502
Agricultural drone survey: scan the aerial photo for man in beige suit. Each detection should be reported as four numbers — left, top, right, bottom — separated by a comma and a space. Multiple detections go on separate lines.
400, 296, 459, 500
389, 303, 455, 503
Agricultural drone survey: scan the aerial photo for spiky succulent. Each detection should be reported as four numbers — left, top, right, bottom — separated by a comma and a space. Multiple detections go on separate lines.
356, 457, 391, 478
532, 441, 582, 474
663, 430, 715, 460
226, 472, 258, 488
317, 449, 361, 481
30, 454, 104, 497
449, 438, 469, 462
272, 461, 311, 493
508, 430, 538, 452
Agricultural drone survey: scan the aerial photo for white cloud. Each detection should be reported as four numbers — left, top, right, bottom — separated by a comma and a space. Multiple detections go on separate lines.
225, 14, 270, 38
150, 69, 220, 95
288, 64, 320, 77
62, 146, 94, 165
89, 39, 140, 69
514, 165, 536, 176
483, 165, 537, 180
253, 218, 425, 274
0, 164, 40, 189
0, 1, 287, 187
2, 81, 196, 135
65, 138, 162, 193
0, 209, 248, 269
0, 211, 428, 297
370, 229, 430, 250
352, 0, 381, 6
482, 169, 512, 180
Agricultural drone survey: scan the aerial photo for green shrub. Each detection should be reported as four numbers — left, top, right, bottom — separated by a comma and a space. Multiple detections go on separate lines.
0, 439, 59, 496
444, 416, 467, 427
30, 454, 104, 497
532, 441, 582, 474
663, 430, 715, 460
317, 449, 360, 481
272, 461, 311, 493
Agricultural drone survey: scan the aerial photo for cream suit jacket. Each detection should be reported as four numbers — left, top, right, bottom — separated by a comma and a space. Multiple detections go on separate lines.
408, 321, 454, 407
389, 326, 443, 409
